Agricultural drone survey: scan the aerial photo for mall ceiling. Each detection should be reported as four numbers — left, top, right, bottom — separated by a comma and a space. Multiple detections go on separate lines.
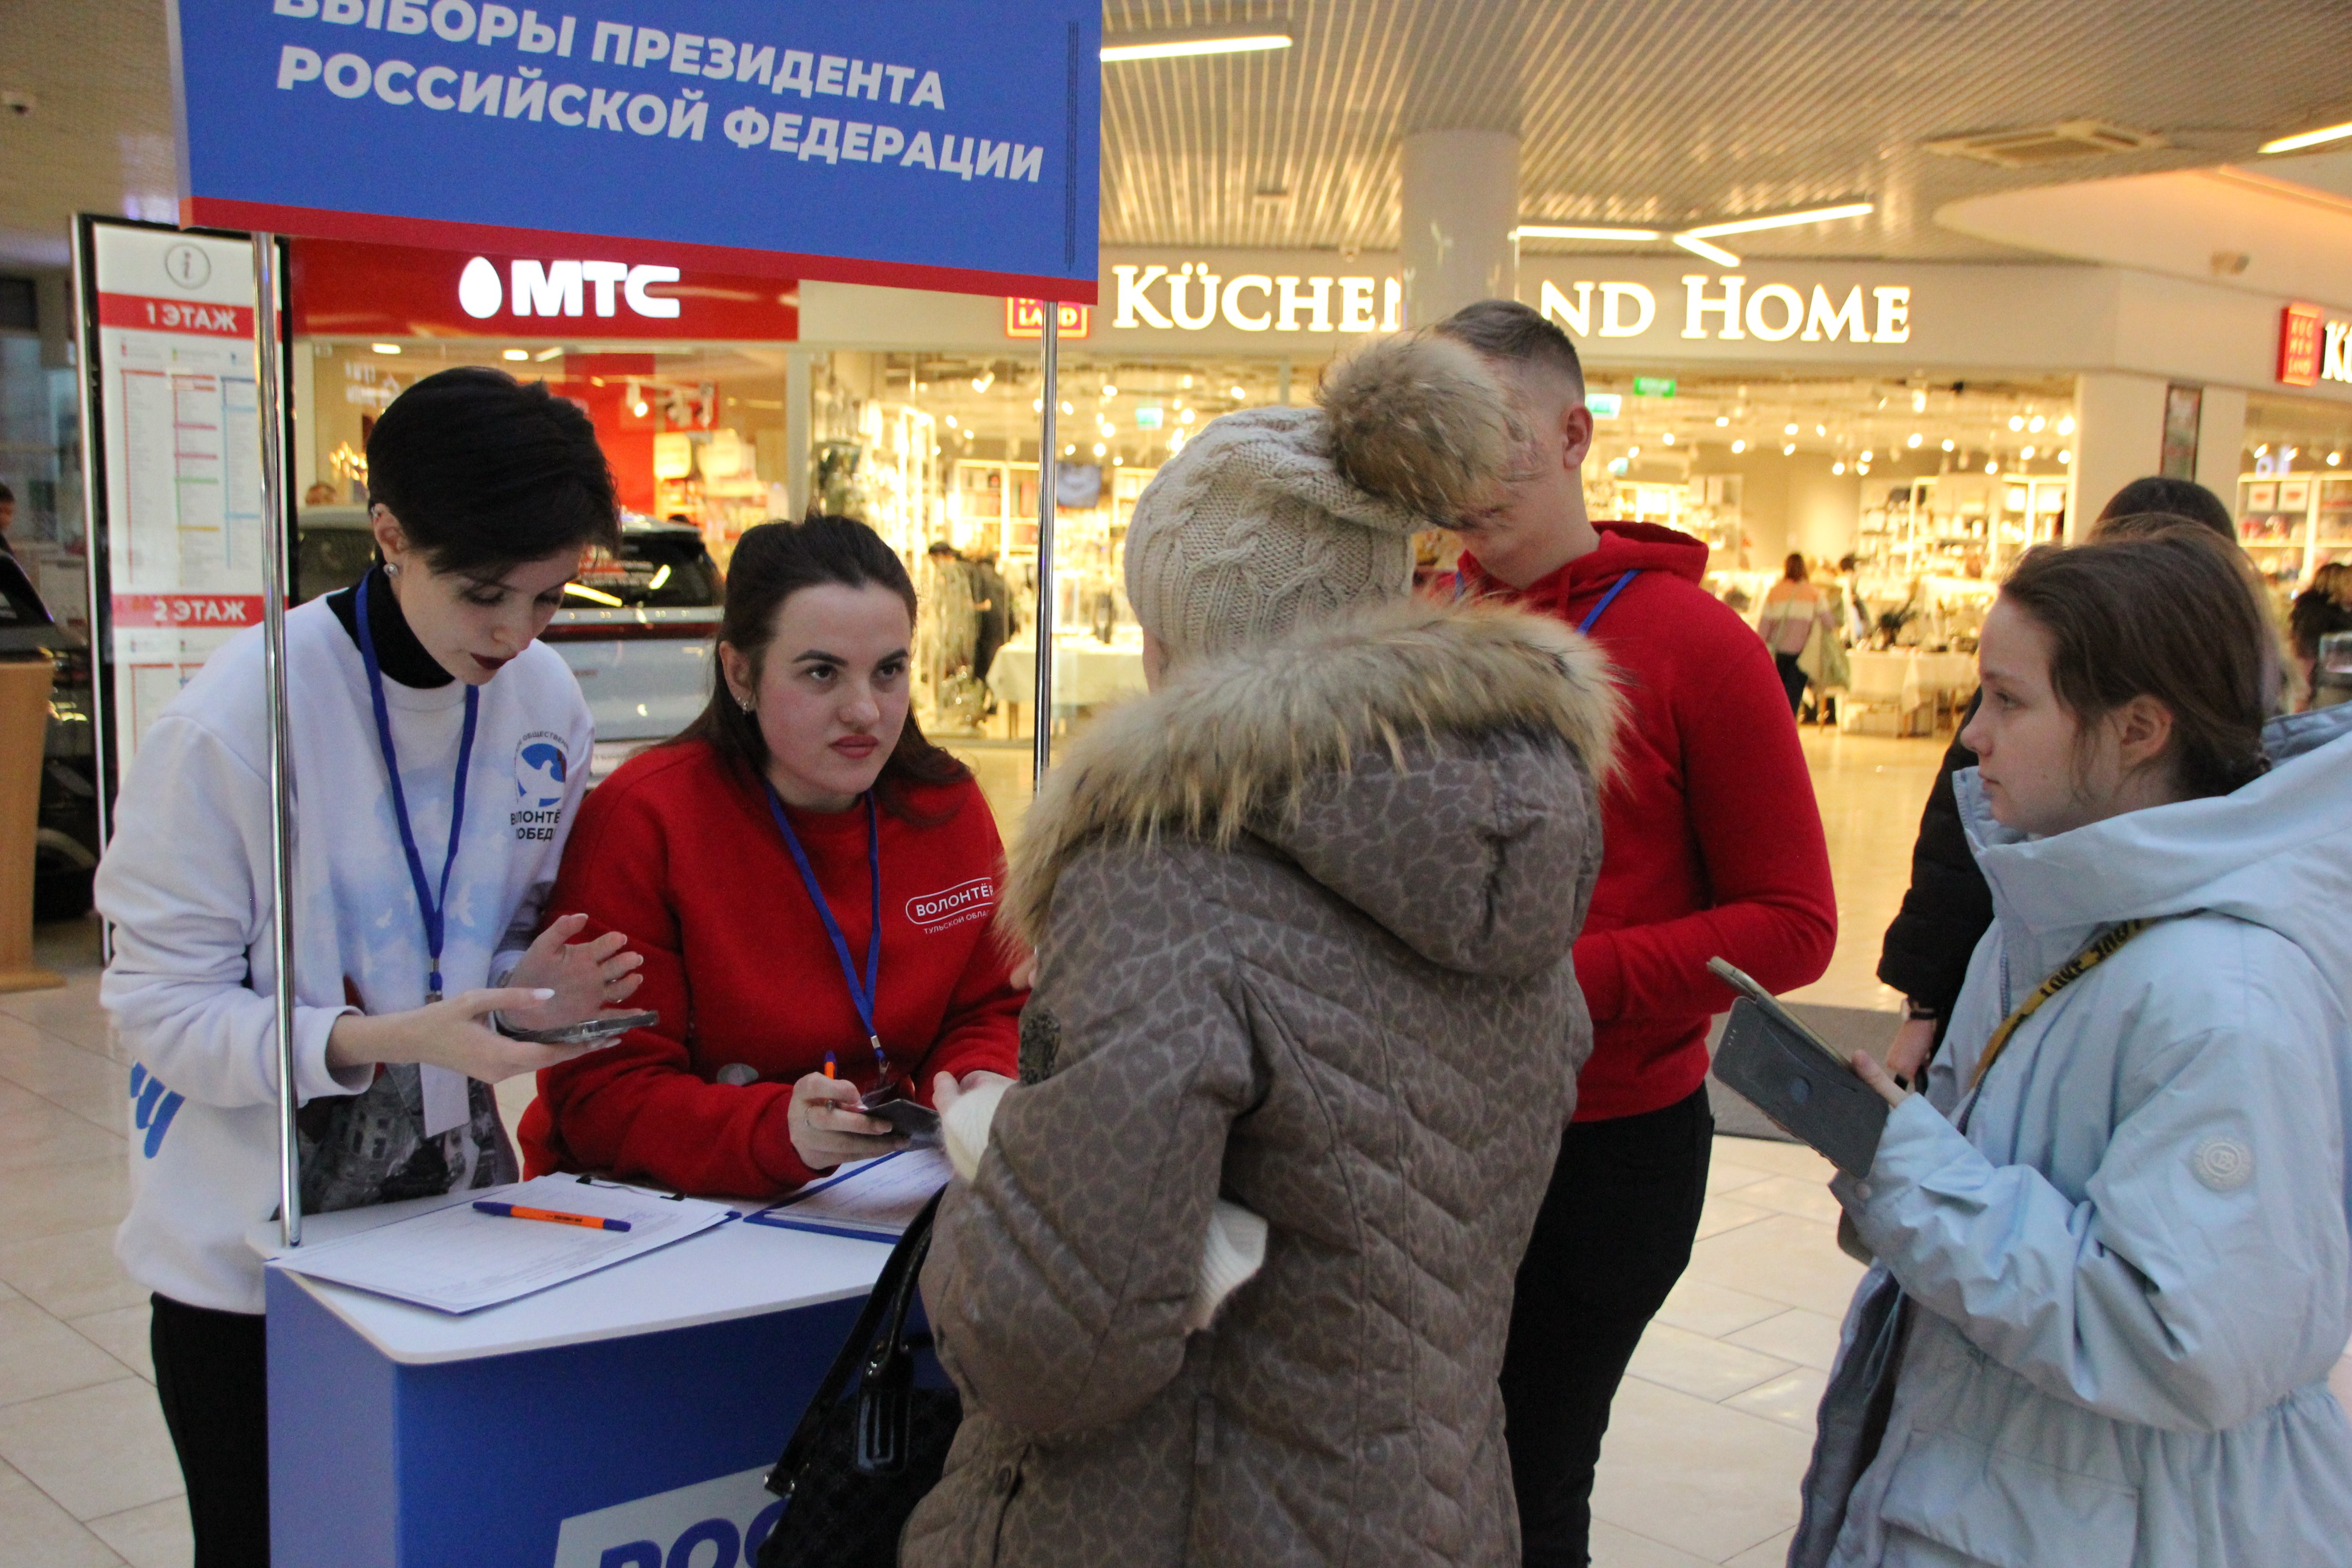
5, 2, 2352, 271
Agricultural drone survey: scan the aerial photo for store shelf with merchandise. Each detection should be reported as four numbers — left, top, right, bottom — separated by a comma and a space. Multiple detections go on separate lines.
2237, 471, 2352, 590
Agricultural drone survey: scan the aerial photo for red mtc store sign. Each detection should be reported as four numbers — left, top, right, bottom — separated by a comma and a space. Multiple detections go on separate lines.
290, 239, 801, 512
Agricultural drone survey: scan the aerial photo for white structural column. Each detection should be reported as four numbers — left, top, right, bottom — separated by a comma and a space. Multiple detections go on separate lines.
1400, 129, 1520, 329
2070, 372, 2171, 539
2194, 386, 2249, 506
784, 349, 812, 520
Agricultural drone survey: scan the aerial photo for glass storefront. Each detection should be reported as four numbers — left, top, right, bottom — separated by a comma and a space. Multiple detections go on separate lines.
2237, 392, 2352, 593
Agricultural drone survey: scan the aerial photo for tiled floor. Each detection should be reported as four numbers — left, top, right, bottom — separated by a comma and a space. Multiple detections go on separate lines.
9, 725, 2349, 1568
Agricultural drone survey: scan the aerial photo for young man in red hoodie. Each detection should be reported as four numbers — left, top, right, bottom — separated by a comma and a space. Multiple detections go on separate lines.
1434, 301, 1836, 1567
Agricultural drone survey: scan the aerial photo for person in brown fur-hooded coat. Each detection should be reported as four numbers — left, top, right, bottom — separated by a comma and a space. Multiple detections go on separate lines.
901, 334, 1626, 1568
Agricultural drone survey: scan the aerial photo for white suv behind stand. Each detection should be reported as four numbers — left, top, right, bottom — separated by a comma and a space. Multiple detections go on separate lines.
297, 509, 723, 780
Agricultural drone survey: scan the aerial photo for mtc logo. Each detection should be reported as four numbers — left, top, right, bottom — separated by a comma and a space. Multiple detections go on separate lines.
551, 1466, 781, 1568
457, 256, 682, 320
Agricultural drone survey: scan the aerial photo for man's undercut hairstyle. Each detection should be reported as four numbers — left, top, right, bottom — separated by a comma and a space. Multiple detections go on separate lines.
1433, 299, 1586, 403
366, 367, 621, 579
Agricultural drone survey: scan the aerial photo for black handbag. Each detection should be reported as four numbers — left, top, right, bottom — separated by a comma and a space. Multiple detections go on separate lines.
757, 1191, 963, 1568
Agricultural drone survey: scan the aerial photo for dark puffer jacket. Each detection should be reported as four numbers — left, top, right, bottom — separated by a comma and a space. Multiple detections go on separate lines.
902, 599, 1622, 1568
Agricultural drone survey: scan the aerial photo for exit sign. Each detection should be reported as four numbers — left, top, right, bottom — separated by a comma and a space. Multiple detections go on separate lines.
1632, 375, 1677, 397
1006, 299, 1092, 339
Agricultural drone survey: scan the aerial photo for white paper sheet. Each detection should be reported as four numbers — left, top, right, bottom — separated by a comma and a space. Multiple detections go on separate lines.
749, 1148, 953, 1240
269, 1176, 733, 1313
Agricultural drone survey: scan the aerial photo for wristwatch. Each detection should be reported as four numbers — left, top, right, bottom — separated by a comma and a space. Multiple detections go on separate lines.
1905, 998, 1940, 1022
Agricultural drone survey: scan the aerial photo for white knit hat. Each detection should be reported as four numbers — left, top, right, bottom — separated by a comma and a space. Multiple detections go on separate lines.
1124, 333, 1516, 665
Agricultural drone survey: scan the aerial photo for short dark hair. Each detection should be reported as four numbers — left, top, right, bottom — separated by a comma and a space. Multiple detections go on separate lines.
675, 516, 969, 821
2093, 476, 2234, 544
1432, 299, 1584, 399
366, 367, 619, 578
0, 479, 14, 502
2290, 584, 2352, 662
1999, 528, 2269, 799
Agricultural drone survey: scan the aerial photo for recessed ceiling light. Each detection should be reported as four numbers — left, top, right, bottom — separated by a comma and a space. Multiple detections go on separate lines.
1833, 461, 1846, 475
2058, 449, 2072, 464
1782, 443, 1796, 456
371, 343, 401, 355
2261, 120, 2352, 155
1941, 438, 1955, 452
1672, 234, 1741, 267
502, 348, 529, 361
1514, 224, 1664, 241
1102, 29, 1293, 62
1681, 201, 1874, 239
1715, 415, 1730, 427
1907, 432, 1922, 447
1784, 422, 1799, 436
1730, 438, 1746, 453
533, 346, 563, 362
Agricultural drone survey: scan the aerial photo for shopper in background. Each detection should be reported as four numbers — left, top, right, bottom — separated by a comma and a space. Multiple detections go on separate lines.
522, 517, 1023, 1196
0, 477, 15, 555
96, 368, 642, 1567
969, 549, 1013, 691
904, 335, 1621, 1567
1759, 552, 1838, 717
1797, 526, 2352, 1568
1877, 476, 2240, 1079
2290, 584, 2352, 707
1432, 300, 1837, 1568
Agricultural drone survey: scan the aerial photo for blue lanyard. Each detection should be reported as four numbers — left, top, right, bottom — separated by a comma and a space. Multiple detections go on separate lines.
1451, 565, 1641, 633
1578, 570, 1640, 632
354, 568, 479, 1002
763, 784, 891, 1082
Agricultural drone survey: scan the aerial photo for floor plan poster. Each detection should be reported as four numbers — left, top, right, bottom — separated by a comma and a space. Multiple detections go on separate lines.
91, 224, 267, 766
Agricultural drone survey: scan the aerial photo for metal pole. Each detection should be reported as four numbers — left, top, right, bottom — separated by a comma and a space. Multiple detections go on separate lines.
1030, 307, 1058, 786
250, 232, 304, 1248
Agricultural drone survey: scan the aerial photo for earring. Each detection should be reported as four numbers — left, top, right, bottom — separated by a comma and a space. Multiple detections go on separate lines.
383, 562, 401, 578
737, 695, 755, 714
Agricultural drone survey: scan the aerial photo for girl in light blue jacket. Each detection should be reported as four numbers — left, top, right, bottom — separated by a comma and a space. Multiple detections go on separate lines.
1797, 528, 2352, 1568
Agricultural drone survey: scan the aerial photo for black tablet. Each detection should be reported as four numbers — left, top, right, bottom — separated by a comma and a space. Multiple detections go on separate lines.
1708, 958, 1888, 1179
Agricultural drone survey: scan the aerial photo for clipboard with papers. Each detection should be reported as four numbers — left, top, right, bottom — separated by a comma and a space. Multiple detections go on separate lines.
267, 1175, 734, 1314
1707, 957, 1890, 1179
747, 1147, 954, 1242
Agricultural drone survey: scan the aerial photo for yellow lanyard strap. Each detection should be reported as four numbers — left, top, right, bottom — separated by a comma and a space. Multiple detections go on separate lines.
1967, 919, 2153, 1093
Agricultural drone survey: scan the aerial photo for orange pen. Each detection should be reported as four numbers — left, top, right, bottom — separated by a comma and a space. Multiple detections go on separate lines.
472, 1201, 632, 1233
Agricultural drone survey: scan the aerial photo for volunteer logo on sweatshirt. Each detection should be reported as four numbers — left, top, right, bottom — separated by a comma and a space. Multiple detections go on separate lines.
907, 877, 995, 932
511, 732, 568, 840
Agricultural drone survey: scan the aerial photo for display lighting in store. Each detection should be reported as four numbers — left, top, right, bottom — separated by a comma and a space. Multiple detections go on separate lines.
2332, 452, 2344, 466
1093, 442, 1107, 457
1032, 398, 1044, 412
971, 373, 993, 393
2028, 414, 2045, 432
1833, 461, 1846, 475
1102, 385, 1118, 397
1730, 438, 1746, 453
2057, 415, 2075, 435
1672, 234, 1742, 267
1102, 28, 1294, 62
2058, 450, 2072, 465
1907, 432, 1922, 448
632, 401, 649, 417
944, 415, 958, 429
1682, 201, 1875, 238
1180, 408, 1196, 424
1859, 449, 1873, 462
1984, 460, 1999, 475
1941, 438, 1956, 452
1628, 445, 1641, 458
1715, 415, 1730, 427
2260, 120, 2352, 155
1783, 422, 1798, 436
1063, 444, 1077, 456
1661, 431, 1675, 445
1514, 223, 1664, 241
1856, 462, 1870, 475
533, 347, 562, 362
502, 348, 528, 361
2008, 415, 2025, 431
2022, 446, 2037, 460
1815, 424, 1826, 437
1782, 443, 1796, 456
1059, 401, 1073, 415
1229, 384, 1247, 399
1912, 390, 1928, 412
371, 343, 400, 354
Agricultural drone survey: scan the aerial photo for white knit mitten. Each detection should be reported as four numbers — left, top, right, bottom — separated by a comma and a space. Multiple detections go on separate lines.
940, 1082, 1267, 1332
1184, 1200, 1268, 1332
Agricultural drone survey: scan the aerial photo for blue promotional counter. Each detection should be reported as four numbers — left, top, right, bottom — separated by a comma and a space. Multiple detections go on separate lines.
258, 1198, 896, 1568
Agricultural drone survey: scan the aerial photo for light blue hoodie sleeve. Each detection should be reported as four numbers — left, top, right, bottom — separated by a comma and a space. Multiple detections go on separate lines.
1839, 964, 2350, 1434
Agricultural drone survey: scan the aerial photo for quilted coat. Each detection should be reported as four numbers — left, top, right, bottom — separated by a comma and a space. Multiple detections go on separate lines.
902, 598, 1622, 1568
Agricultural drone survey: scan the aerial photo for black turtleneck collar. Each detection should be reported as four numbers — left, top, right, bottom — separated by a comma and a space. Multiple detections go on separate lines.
327, 568, 454, 689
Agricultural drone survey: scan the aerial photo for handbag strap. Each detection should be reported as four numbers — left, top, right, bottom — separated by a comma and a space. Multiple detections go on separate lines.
764, 1190, 945, 1498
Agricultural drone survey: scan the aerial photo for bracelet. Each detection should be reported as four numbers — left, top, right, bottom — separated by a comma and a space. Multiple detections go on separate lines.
1904, 1000, 1940, 1022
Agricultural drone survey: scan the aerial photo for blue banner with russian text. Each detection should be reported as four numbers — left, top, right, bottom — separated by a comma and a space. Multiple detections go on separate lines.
167, 0, 1100, 300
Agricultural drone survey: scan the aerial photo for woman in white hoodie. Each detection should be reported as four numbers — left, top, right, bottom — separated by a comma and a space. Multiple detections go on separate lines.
95, 368, 646, 1566
1796, 526, 2352, 1567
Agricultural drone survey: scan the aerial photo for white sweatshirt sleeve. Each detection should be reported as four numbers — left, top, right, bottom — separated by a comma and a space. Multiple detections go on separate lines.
95, 711, 370, 1109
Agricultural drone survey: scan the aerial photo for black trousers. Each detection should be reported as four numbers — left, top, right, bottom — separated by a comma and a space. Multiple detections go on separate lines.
1774, 651, 1808, 717
1501, 1085, 1715, 1568
151, 1293, 270, 1568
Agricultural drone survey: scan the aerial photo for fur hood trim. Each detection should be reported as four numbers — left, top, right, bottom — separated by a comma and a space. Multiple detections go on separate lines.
1003, 598, 1622, 948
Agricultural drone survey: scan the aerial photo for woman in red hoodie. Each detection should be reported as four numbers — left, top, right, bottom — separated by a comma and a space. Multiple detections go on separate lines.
521, 516, 1023, 1196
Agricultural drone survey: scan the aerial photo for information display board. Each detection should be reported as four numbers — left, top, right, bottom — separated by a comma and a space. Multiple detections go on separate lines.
168, 0, 1100, 302
78, 218, 276, 775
